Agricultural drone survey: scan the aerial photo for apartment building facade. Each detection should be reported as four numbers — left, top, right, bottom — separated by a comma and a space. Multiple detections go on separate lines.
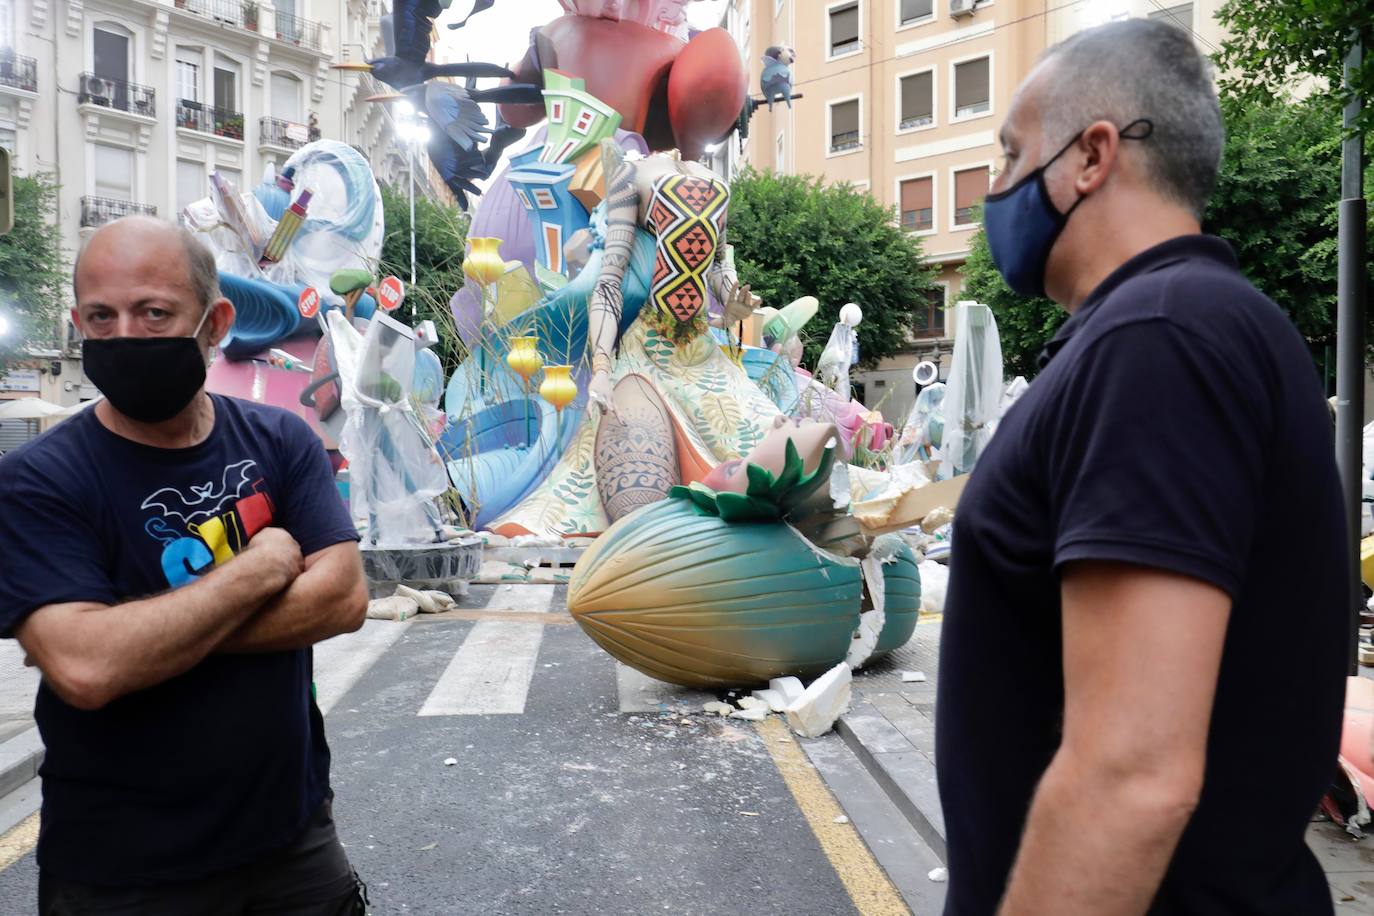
738, 0, 1225, 421
0, 0, 450, 445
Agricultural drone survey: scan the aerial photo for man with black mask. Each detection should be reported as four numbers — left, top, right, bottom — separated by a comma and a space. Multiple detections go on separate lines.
0, 216, 371, 914
936, 18, 1348, 916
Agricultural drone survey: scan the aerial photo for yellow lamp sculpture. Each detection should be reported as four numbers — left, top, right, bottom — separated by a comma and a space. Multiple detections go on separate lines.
462, 237, 506, 287
505, 335, 544, 445
539, 365, 577, 413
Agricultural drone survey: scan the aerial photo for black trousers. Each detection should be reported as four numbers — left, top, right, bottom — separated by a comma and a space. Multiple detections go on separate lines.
37, 802, 368, 916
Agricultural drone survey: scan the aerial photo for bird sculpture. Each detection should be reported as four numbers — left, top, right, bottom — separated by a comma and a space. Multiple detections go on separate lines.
760, 46, 796, 111
334, 0, 543, 209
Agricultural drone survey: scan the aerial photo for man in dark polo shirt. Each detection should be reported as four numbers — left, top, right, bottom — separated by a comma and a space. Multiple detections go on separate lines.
936, 19, 1348, 916
0, 217, 371, 914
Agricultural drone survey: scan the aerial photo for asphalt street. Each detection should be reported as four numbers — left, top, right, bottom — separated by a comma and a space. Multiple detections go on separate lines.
0, 584, 926, 915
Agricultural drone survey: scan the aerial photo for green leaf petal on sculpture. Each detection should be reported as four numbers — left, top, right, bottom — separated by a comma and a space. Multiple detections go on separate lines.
668, 443, 838, 523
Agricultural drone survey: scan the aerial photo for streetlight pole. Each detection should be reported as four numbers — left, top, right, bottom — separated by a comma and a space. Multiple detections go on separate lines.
408, 137, 417, 319
1335, 33, 1367, 674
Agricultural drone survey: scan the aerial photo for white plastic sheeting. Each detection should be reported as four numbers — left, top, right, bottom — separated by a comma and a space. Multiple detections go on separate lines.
332, 311, 450, 546
940, 302, 1003, 478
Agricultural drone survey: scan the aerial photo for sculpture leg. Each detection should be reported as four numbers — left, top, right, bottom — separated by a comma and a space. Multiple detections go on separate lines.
595, 374, 680, 523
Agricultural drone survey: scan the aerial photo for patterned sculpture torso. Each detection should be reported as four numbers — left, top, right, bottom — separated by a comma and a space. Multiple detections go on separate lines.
645, 173, 730, 329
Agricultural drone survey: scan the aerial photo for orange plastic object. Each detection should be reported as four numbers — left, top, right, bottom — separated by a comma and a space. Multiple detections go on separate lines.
668, 28, 747, 160
1340, 676, 1374, 808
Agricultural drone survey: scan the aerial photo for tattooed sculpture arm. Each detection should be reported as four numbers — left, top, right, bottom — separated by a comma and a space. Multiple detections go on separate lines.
705, 229, 760, 330
586, 157, 641, 417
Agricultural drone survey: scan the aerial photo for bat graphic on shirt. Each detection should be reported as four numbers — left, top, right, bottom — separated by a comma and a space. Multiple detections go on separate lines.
141, 459, 260, 526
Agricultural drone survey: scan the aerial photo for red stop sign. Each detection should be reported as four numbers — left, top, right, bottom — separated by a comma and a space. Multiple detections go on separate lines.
378, 276, 405, 311
297, 287, 320, 318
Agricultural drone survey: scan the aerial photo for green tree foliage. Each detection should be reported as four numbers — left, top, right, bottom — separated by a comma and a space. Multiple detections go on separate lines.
960, 228, 1063, 379
376, 181, 469, 375
960, 93, 1374, 379
0, 173, 66, 377
1215, 0, 1373, 137
727, 168, 940, 368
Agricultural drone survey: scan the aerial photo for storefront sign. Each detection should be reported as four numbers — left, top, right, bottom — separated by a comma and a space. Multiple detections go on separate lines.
0, 368, 40, 392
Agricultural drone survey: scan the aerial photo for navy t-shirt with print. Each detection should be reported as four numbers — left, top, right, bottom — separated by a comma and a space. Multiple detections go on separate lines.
936, 237, 1349, 915
0, 395, 359, 886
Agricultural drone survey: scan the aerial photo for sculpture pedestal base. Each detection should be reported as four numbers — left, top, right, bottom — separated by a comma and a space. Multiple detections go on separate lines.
361, 541, 483, 599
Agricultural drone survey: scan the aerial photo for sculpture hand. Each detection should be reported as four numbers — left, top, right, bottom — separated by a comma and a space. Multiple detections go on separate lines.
588, 370, 620, 422
723, 283, 759, 326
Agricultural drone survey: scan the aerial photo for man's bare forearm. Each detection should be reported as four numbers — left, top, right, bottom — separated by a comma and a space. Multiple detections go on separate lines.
18, 553, 291, 709
218, 545, 367, 653
998, 749, 1198, 916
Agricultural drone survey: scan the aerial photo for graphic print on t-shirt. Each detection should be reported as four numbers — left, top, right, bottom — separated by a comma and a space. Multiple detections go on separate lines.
140, 459, 275, 587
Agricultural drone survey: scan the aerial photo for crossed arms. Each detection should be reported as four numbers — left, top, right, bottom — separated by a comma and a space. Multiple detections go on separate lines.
15, 528, 368, 711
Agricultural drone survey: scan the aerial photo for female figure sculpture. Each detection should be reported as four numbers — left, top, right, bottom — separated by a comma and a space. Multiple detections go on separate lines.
492, 143, 784, 538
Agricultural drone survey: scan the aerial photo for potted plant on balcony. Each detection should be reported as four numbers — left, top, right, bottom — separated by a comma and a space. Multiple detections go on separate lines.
242, 1, 259, 31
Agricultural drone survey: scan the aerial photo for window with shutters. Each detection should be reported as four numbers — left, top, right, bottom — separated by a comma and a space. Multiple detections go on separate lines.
899, 70, 933, 131
93, 144, 133, 201
899, 0, 932, 26
899, 176, 933, 232
1148, 3, 1193, 32
827, 2, 859, 59
953, 55, 990, 120
214, 57, 240, 113
953, 165, 988, 227
177, 159, 204, 211
828, 98, 860, 153
0, 1, 15, 51
176, 49, 201, 104
271, 72, 301, 123
913, 284, 946, 339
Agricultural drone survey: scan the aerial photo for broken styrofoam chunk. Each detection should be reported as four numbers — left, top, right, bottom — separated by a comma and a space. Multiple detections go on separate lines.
729, 706, 769, 721
367, 596, 419, 621
919, 560, 949, 615
784, 663, 852, 738
901, 671, 927, 683
736, 696, 769, 712
928, 867, 948, 883
833, 815, 849, 825
768, 676, 806, 706
443, 757, 457, 766
751, 688, 789, 713
702, 701, 735, 717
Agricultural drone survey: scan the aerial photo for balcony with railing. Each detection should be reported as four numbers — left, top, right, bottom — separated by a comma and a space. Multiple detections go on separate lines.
177, 99, 245, 141
80, 197, 158, 229
0, 51, 37, 94
77, 73, 156, 118
172, 0, 324, 51
274, 10, 323, 50
259, 116, 310, 150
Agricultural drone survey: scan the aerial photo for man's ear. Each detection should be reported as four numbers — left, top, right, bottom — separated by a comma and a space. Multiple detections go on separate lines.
69, 307, 83, 337
206, 297, 236, 348
1073, 120, 1121, 198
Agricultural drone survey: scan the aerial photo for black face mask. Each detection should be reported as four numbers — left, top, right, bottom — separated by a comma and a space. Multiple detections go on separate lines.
82, 310, 213, 424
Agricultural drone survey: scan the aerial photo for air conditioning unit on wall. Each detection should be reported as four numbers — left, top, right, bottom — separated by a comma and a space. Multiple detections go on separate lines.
950, 0, 976, 18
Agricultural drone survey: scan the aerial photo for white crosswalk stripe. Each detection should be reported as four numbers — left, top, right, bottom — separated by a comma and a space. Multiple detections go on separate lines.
313, 618, 412, 715
415, 585, 559, 716
615, 663, 716, 715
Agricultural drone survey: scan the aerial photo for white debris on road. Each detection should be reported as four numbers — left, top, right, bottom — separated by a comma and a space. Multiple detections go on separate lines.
784, 663, 852, 738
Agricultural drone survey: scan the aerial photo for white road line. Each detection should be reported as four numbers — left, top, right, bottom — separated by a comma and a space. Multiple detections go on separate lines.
478, 584, 559, 612
417, 620, 545, 716
615, 664, 718, 715
313, 619, 412, 715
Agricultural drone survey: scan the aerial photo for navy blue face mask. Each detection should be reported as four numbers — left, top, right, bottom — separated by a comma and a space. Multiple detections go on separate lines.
983, 118, 1153, 298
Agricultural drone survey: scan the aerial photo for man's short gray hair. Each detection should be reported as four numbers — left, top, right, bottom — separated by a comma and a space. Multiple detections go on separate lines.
1037, 18, 1223, 219
72, 219, 221, 312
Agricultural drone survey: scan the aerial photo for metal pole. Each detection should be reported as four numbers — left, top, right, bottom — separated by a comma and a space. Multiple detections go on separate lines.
408, 139, 417, 319
1335, 35, 1367, 674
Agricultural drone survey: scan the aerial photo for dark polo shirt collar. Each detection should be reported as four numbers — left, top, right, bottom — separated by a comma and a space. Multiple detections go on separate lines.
1035, 234, 1239, 372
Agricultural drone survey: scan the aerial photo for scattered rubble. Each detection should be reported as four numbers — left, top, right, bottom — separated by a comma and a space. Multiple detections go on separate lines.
901, 671, 927, 683
702, 701, 735, 717
928, 867, 948, 883
784, 663, 852, 738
